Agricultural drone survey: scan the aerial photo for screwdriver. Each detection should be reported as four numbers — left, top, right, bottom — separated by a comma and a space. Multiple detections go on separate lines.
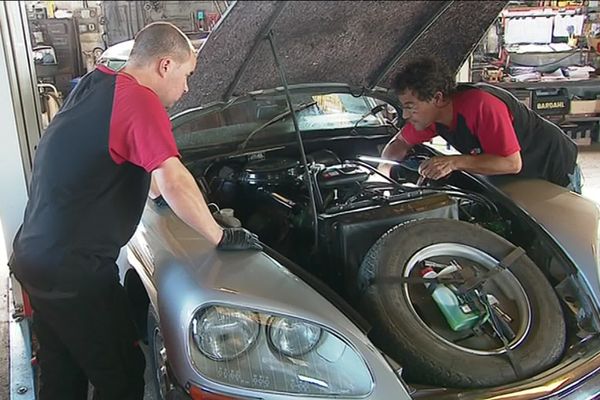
416, 163, 427, 186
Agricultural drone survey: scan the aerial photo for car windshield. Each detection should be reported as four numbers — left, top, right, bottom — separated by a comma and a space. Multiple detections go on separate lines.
172, 92, 392, 150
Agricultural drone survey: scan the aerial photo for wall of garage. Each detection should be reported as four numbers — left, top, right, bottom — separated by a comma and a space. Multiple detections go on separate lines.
0, 32, 28, 266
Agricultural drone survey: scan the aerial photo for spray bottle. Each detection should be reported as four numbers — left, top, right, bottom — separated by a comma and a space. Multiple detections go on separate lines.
420, 266, 480, 331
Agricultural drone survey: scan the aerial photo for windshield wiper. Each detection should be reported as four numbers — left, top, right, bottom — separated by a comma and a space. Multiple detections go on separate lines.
237, 101, 317, 151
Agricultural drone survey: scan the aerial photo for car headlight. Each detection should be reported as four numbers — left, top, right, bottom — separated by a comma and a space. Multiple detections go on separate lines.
190, 305, 373, 397
268, 316, 322, 357
192, 306, 260, 361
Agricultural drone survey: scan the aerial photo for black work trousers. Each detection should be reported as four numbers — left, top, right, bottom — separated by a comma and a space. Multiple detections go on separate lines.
27, 262, 145, 400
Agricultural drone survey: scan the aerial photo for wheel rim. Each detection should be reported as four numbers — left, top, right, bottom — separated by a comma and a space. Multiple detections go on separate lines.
152, 325, 172, 398
402, 243, 532, 356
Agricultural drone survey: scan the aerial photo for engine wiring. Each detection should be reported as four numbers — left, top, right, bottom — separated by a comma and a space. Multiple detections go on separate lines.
351, 159, 499, 215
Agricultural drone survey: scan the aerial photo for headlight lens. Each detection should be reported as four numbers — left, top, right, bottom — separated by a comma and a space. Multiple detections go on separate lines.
268, 316, 322, 357
190, 305, 373, 397
192, 306, 259, 361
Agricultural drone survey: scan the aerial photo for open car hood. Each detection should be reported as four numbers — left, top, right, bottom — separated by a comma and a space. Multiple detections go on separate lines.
171, 0, 506, 114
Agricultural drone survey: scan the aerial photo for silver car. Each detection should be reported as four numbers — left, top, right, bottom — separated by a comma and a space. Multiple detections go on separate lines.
117, 2, 600, 399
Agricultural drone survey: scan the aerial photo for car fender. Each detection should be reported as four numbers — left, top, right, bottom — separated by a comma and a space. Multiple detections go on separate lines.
131, 202, 410, 398
492, 178, 600, 304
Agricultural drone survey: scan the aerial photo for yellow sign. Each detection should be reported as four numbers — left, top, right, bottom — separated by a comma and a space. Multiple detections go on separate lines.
46, 1, 55, 18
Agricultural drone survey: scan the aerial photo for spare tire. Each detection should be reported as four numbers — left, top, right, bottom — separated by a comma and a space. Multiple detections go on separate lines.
358, 218, 566, 388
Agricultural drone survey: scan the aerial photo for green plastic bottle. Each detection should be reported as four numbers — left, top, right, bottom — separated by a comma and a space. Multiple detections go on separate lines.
420, 267, 480, 331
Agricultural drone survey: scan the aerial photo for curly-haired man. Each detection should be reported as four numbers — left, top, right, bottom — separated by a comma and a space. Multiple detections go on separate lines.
381, 57, 581, 192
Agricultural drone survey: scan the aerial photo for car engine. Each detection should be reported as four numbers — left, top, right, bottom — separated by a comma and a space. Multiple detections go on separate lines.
203, 149, 461, 293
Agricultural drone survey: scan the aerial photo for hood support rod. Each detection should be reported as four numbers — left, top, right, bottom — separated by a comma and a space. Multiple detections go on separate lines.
266, 29, 320, 252
368, 0, 455, 89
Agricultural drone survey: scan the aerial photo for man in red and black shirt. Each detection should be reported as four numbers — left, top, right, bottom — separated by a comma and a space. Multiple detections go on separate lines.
381, 57, 580, 192
10, 22, 260, 400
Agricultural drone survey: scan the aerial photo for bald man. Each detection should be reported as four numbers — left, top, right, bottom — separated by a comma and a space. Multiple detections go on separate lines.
10, 22, 260, 400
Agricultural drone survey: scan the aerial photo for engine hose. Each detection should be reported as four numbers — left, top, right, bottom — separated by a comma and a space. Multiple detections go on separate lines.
351, 159, 499, 215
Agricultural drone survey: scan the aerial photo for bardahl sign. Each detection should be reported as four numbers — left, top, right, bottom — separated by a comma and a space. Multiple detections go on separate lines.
532, 88, 570, 116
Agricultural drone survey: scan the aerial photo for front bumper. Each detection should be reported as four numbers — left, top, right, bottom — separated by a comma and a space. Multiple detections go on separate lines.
171, 336, 600, 400
413, 335, 600, 399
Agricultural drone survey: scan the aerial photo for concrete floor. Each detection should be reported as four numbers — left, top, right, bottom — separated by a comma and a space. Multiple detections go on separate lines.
1, 146, 599, 400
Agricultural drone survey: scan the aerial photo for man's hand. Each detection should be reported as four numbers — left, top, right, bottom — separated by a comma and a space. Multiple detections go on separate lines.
419, 156, 457, 180
418, 152, 522, 179
217, 228, 263, 251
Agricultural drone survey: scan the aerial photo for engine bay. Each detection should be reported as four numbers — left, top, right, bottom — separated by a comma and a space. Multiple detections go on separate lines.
196, 146, 504, 294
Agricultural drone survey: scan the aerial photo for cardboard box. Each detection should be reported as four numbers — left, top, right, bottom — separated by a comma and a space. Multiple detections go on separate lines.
587, 36, 600, 53
570, 99, 600, 114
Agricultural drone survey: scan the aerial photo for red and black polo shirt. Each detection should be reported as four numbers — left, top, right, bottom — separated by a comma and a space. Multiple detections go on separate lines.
401, 83, 577, 187
12, 65, 179, 291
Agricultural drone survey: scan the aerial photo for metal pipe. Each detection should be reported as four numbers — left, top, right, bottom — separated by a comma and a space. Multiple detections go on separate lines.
266, 29, 320, 252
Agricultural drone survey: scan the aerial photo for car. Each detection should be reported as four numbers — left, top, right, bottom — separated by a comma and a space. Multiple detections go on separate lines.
97, 37, 206, 72
96, 39, 134, 71
115, 1, 600, 399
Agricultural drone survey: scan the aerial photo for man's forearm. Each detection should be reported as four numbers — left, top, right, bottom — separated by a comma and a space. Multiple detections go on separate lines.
154, 160, 224, 245
452, 153, 522, 176
379, 135, 412, 176
382, 135, 411, 161
149, 174, 161, 199
160, 177, 223, 245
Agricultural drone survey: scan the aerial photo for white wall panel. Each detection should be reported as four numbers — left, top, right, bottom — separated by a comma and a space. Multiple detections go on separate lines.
0, 9, 29, 265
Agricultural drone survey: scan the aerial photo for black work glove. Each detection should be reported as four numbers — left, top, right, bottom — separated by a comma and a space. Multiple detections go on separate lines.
217, 228, 263, 251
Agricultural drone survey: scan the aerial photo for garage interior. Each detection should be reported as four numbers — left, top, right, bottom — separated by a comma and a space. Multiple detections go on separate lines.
1, 1, 600, 399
